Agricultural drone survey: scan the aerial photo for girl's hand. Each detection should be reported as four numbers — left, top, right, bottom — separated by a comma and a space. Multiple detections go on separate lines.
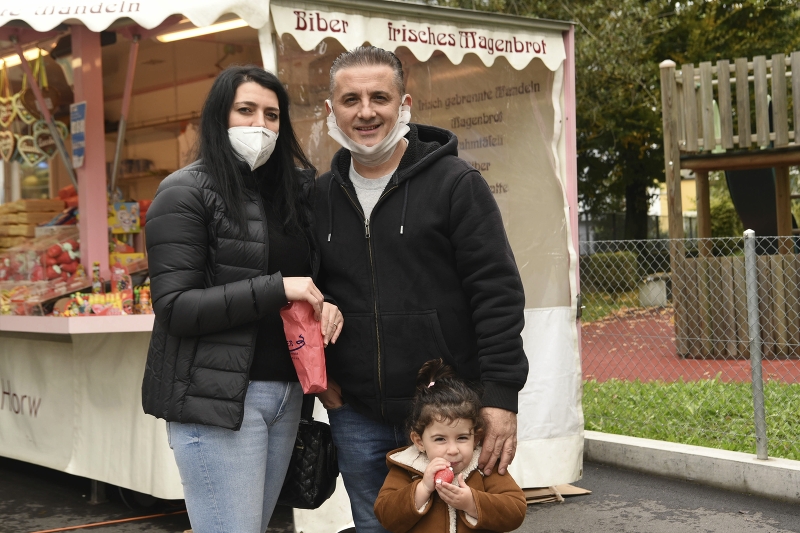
283, 277, 323, 319
435, 473, 478, 518
320, 302, 343, 347
415, 457, 450, 509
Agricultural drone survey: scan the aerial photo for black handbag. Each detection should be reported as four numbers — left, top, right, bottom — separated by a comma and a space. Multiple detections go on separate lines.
278, 395, 339, 509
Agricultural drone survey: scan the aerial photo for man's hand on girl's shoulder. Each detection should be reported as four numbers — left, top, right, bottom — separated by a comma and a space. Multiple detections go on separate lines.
478, 407, 518, 476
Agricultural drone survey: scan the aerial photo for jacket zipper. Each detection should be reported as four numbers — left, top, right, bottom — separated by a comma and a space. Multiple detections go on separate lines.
339, 181, 398, 419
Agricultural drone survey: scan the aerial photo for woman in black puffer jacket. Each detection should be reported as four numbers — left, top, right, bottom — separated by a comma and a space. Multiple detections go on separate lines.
141, 66, 343, 533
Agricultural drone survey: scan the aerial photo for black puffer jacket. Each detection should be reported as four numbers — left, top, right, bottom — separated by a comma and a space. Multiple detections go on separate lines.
315, 124, 527, 424
141, 161, 316, 430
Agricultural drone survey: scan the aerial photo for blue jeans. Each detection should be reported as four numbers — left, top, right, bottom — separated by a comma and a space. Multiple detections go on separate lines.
327, 404, 408, 533
167, 381, 302, 533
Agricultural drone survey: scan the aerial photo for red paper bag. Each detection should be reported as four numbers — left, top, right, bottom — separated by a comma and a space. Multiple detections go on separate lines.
280, 301, 328, 393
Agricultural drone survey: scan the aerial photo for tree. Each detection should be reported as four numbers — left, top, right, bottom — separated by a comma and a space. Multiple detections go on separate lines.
424, 0, 800, 239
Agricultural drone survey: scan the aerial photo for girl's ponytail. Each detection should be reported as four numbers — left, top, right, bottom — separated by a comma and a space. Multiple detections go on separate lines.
415, 358, 456, 391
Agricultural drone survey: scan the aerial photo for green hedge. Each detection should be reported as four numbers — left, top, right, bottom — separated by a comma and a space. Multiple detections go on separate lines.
581, 251, 639, 294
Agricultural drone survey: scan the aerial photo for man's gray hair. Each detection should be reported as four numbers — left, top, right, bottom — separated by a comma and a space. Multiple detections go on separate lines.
329, 46, 405, 97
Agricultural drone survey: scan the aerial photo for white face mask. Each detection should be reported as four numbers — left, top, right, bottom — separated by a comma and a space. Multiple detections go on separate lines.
325, 97, 411, 167
228, 126, 279, 171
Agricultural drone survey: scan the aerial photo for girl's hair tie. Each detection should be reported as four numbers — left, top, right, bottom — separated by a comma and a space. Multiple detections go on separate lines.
428, 381, 435, 388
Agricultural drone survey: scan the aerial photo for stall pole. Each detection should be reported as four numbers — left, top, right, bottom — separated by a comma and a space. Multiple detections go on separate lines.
563, 26, 580, 313
72, 26, 110, 277
89, 480, 108, 505
258, 18, 278, 74
110, 35, 140, 194
11, 37, 78, 189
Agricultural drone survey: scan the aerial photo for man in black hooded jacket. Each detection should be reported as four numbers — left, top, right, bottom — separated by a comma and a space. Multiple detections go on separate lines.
314, 46, 528, 533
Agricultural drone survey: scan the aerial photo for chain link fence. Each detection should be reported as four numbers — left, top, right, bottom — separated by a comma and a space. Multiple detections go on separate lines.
580, 234, 800, 460
578, 213, 697, 245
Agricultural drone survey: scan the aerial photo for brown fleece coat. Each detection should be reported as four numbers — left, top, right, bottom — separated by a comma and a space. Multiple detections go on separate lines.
374, 446, 527, 533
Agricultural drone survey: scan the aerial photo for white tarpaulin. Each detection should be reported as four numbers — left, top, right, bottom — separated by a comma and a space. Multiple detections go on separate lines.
0, 329, 182, 499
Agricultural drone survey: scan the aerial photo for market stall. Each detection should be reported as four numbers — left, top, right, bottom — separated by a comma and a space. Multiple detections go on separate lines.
0, 1, 580, 529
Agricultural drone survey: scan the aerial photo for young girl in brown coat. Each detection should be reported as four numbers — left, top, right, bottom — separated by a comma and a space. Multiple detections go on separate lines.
374, 360, 527, 533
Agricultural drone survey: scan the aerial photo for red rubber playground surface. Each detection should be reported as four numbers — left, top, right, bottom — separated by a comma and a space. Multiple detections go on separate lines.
581, 307, 800, 384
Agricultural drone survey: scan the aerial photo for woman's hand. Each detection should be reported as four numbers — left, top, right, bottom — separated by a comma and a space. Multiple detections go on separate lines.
320, 302, 343, 346
283, 277, 324, 319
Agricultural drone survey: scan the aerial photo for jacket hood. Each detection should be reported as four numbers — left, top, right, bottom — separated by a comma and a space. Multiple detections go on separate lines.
387, 445, 483, 533
322, 123, 457, 242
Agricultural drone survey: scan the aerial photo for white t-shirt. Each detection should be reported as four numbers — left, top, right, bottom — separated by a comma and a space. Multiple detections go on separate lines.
349, 161, 395, 222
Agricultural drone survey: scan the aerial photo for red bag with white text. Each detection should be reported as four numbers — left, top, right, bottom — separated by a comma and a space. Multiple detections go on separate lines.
280, 301, 328, 393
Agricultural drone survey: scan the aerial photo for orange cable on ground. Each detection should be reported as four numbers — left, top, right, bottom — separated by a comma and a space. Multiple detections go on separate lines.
28, 510, 188, 533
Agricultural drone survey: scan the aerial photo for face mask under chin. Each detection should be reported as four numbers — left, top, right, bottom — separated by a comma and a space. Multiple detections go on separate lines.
326, 99, 411, 167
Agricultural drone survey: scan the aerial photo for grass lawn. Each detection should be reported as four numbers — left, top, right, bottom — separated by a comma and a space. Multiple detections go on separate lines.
581, 290, 640, 323
583, 378, 800, 461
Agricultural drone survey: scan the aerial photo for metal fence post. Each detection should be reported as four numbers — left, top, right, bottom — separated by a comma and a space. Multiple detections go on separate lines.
744, 229, 769, 460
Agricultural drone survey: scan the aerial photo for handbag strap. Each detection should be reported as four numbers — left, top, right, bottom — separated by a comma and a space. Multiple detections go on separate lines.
300, 394, 316, 422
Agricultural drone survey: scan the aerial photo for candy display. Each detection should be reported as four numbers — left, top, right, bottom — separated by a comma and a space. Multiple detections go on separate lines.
52, 278, 153, 317
1, 275, 91, 316
107, 238, 147, 276
36, 238, 81, 281
110, 261, 133, 314
0, 228, 81, 282
135, 284, 153, 314
0, 228, 151, 316
91, 261, 104, 294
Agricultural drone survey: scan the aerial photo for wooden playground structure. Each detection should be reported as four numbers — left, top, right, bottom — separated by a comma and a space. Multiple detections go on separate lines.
660, 52, 800, 358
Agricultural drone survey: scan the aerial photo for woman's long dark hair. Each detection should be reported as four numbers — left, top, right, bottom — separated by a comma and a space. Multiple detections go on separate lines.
197, 65, 314, 234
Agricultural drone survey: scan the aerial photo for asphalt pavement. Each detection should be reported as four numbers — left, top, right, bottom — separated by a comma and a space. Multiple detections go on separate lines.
525, 462, 800, 533
1, 456, 799, 533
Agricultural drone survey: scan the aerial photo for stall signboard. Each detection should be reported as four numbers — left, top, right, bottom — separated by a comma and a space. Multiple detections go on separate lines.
70, 101, 86, 169
270, 3, 566, 71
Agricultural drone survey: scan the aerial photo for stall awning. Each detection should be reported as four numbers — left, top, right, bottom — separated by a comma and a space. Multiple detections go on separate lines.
1, 0, 569, 71
0, 0, 272, 32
